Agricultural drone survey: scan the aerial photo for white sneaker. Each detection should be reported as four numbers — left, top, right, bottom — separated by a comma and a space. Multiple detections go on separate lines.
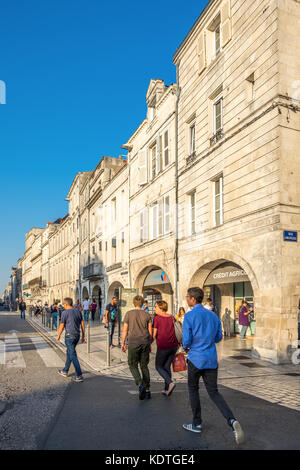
231, 420, 245, 445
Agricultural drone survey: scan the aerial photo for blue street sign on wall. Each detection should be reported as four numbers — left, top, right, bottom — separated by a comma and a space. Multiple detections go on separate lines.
283, 231, 298, 242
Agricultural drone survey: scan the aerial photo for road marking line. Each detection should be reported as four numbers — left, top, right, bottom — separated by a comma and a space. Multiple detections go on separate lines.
29, 335, 64, 367
4, 333, 26, 368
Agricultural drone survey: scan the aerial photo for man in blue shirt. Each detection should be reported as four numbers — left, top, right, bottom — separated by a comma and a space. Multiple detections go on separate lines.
56, 297, 86, 382
182, 287, 245, 445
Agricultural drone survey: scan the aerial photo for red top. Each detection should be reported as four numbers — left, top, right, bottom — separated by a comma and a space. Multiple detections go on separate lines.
153, 315, 179, 350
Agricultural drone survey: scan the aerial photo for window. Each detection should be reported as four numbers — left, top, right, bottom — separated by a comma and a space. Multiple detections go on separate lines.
111, 198, 116, 222
215, 23, 221, 56
214, 97, 223, 135
190, 191, 196, 235
214, 176, 223, 226
152, 203, 158, 239
164, 196, 170, 234
112, 236, 116, 248
140, 208, 148, 243
164, 131, 169, 167
189, 124, 196, 156
151, 144, 157, 179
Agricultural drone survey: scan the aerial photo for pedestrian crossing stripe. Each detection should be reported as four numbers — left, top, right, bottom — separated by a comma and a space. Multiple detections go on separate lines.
1, 333, 64, 368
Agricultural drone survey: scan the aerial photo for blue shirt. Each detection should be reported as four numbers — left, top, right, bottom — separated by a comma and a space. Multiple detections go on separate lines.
182, 303, 223, 370
61, 308, 83, 336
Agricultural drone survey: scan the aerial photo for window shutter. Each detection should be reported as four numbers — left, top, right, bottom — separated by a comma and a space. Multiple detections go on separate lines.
197, 31, 207, 76
156, 136, 161, 174
138, 149, 148, 185
221, 0, 232, 48
143, 208, 148, 242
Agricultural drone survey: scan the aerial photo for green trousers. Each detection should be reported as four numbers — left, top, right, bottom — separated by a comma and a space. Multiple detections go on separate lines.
127, 344, 150, 390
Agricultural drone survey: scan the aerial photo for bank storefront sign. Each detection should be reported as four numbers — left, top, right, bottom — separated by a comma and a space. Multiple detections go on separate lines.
204, 264, 250, 286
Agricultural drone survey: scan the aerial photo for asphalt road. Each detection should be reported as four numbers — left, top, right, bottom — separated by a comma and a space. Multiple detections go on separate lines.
1, 312, 300, 450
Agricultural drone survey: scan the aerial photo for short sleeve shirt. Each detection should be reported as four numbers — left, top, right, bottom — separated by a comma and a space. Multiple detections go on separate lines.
106, 303, 118, 323
61, 308, 83, 336
83, 300, 90, 310
153, 315, 178, 350
123, 309, 151, 347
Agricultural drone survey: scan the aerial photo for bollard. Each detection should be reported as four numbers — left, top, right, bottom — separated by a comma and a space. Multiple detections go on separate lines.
56, 316, 60, 331
106, 328, 110, 366
86, 324, 90, 354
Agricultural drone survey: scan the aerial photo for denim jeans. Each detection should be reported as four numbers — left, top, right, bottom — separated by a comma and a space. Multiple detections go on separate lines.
108, 321, 115, 346
240, 325, 248, 338
155, 347, 178, 390
187, 360, 235, 427
63, 334, 82, 377
84, 310, 89, 323
53, 312, 58, 328
20, 310, 26, 319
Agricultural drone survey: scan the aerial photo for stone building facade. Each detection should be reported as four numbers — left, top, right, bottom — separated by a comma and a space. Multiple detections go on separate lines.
173, 0, 300, 363
124, 79, 178, 316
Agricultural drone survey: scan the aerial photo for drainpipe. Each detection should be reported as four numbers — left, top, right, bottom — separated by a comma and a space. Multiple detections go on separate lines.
175, 62, 181, 316
78, 175, 82, 303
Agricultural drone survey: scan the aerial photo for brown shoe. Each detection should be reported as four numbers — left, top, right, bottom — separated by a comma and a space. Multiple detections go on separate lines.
166, 382, 176, 396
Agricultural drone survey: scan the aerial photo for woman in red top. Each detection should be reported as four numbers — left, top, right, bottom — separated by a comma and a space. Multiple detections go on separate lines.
153, 300, 178, 397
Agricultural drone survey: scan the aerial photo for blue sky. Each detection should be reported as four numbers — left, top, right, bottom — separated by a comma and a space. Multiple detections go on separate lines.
0, 0, 208, 294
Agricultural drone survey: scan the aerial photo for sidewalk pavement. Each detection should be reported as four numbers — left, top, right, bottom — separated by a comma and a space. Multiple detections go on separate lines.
26, 313, 300, 412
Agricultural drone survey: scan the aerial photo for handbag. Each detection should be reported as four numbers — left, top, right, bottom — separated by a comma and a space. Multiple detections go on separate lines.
172, 352, 187, 372
173, 317, 183, 345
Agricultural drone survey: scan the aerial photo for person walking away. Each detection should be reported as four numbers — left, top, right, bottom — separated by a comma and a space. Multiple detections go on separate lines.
153, 301, 178, 396
105, 297, 118, 348
182, 287, 245, 445
176, 307, 186, 325
121, 295, 152, 400
57, 297, 85, 382
51, 302, 59, 329
82, 297, 90, 323
238, 300, 250, 340
19, 299, 26, 319
90, 299, 97, 322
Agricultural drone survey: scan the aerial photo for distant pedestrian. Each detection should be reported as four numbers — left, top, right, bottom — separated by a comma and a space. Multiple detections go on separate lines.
222, 308, 231, 338
238, 301, 250, 340
74, 299, 82, 312
90, 299, 97, 322
51, 302, 59, 328
19, 299, 26, 319
176, 307, 186, 325
83, 297, 90, 323
182, 287, 245, 445
57, 297, 85, 382
121, 295, 152, 400
105, 297, 119, 348
152, 300, 178, 396
203, 298, 216, 314
58, 303, 64, 321
142, 300, 149, 313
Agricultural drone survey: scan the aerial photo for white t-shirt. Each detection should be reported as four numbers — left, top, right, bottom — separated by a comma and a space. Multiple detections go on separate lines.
204, 303, 213, 311
83, 300, 90, 310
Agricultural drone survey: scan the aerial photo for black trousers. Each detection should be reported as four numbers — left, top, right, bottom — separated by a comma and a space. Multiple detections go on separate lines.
155, 347, 178, 390
187, 360, 235, 426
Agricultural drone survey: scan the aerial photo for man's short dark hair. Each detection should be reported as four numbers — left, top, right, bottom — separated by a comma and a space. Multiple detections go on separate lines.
133, 295, 144, 308
207, 297, 212, 302
187, 287, 204, 304
63, 297, 73, 307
